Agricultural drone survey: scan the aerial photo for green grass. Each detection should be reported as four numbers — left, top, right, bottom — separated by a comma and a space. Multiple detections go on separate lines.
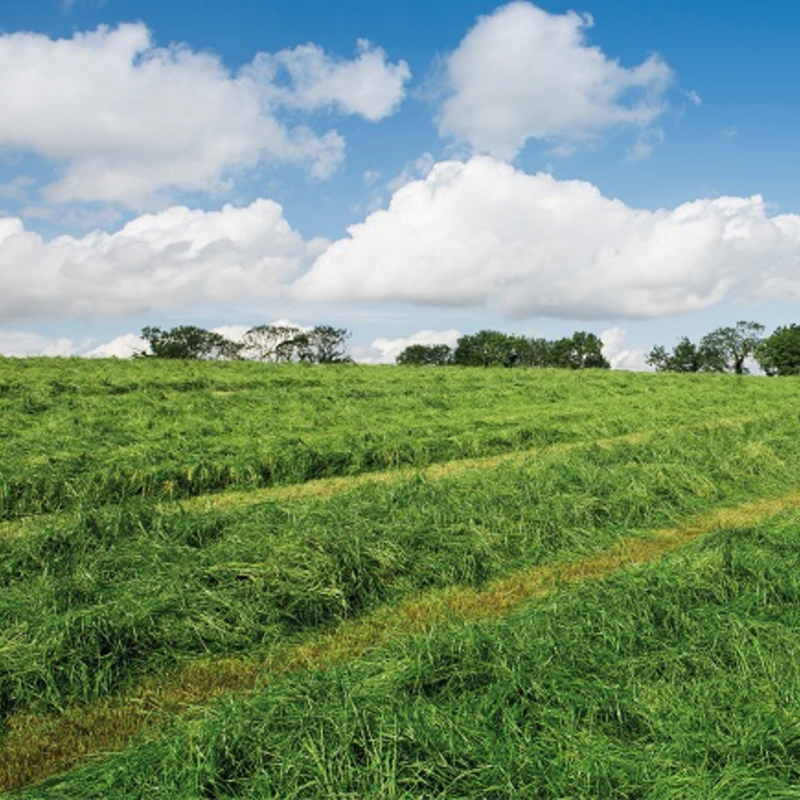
3, 413, 800, 725
2, 360, 800, 796
2, 358, 798, 519
16, 511, 800, 799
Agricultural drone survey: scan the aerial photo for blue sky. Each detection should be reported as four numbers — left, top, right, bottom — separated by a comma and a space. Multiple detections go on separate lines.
1, 0, 799, 365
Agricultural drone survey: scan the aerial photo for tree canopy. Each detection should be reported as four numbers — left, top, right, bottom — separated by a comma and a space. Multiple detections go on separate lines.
398, 330, 609, 370
647, 321, 765, 374
396, 344, 454, 366
699, 321, 765, 375
140, 326, 242, 361
645, 337, 702, 373
756, 324, 800, 376
140, 324, 351, 363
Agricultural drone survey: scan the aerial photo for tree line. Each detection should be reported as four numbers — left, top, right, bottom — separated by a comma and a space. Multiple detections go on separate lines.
138, 324, 352, 363
397, 330, 610, 369
136, 320, 800, 376
646, 321, 800, 376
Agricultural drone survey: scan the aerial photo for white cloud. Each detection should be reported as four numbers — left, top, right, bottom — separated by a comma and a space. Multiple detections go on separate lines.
387, 153, 437, 193
626, 128, 665, 163
0, 199, 310, 322
600, 327, 650, 371
294, 156, 800, 320
246, 40, 410, 121
84, 332, 146, 358
436, 2, 673, 159
210, 324, 251, 343
0, 330, 79, 356
0, 24, 409, 206
0, 176, 36, 202
354, 328, 461, 364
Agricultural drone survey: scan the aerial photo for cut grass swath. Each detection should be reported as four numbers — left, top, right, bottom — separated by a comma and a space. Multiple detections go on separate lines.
3, 415, 800, 725
7, 506, 800, 798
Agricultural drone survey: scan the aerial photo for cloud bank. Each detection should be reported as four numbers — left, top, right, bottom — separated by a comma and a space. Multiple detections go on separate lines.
295, 156, 800, 319
0, 24, 410, 206
0, 200, 312, 321
4, 157, 800, 328
437, 2, 672, 158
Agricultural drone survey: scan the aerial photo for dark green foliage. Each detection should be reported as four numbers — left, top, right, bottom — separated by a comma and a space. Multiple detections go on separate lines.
303, 325, 352, 363
239, 324, 303, 361
451, 329, 609, 369
140, 326, 242, 360
698, 321, 765, 375
646, 336, 702, 372
545, 330, 610, 369
242, 324, 351, 364
141, 323, 352, 363
649, 321, 766, 374
453, 329, 527, 367
396, 343, 454, 366
756, 324, 800, 376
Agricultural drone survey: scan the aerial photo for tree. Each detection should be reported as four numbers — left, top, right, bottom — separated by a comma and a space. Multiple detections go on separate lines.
396, 344, 454, 366
548, 331, 610, 369
453, 330, 527, 367
451, 329, 609, 369
698, 321, 765, 375
646, 337, 701, 372
306, 325, 352, 363
756, 324, 800, 376
140, 326, 241, 360
516, 337, 554, 368
240, 325, 303, 362
240, 324, 351, 363
648, 322, 765, 374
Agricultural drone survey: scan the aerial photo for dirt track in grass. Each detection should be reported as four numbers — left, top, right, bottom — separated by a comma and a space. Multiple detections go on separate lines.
3, 486, 800, 795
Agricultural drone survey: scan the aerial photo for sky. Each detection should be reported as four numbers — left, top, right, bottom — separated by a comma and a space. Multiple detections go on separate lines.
1, 0, 799, 367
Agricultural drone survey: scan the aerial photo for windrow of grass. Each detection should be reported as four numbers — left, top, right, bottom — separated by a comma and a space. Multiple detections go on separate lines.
2, 413, 800, 729
2, 359, 798, 520
12, 509, 800, 799
5, 487, 800, 796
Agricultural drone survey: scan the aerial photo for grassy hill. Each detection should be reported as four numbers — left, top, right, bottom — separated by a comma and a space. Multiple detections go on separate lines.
1, 359, 800, 797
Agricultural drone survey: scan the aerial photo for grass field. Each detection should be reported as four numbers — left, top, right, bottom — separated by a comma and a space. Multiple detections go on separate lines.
1, 358, 800, 797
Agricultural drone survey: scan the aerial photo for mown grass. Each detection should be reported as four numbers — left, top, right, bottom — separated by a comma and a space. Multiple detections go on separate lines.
2, 358, 798, 520
2, 362, 800, 796
3, 414, 800, 727
5, 487, 800, 796
13, 511, 800, 799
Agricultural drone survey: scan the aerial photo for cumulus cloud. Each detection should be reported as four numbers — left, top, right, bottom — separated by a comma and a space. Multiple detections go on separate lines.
83, 332, 147, 358
0, 199, 311, 322
436, 2, 672, 159
0, 330, 79, 357
600, 327, 649, 371
353, 328, 461, 364
246, 40, 410, 121
294, 156, 800, 320
0, 24, 410, 206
